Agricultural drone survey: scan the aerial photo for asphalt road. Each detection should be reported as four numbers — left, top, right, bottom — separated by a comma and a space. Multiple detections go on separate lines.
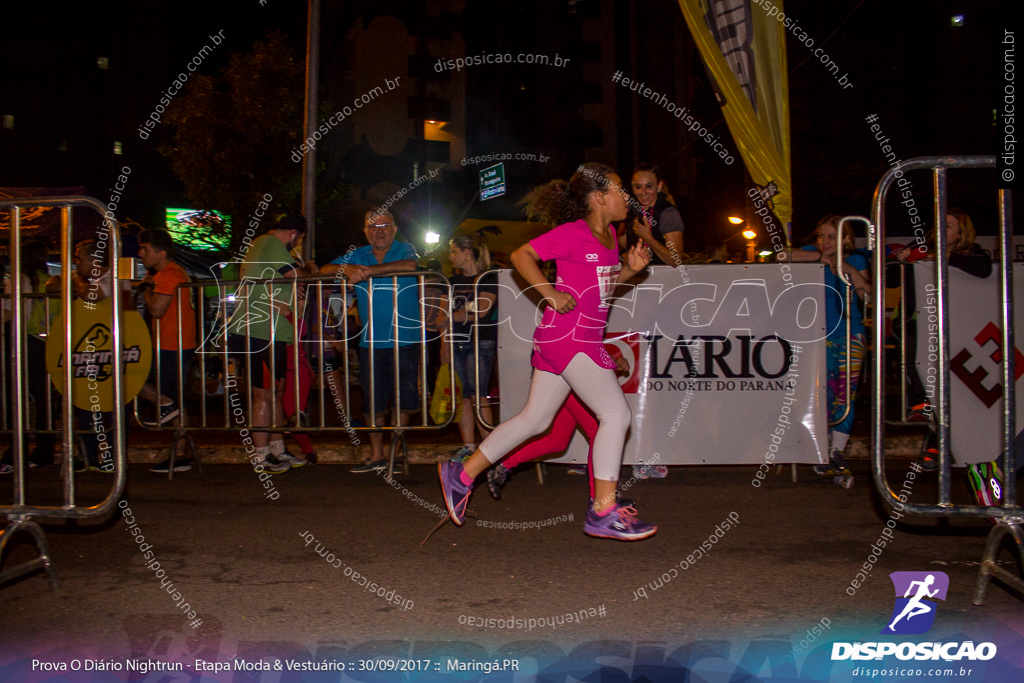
0, 459, 1021, 681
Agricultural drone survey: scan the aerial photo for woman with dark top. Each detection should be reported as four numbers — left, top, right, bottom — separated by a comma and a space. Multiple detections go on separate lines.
892, 208, 992, 432
444, 234, 499, 461
892, 209, 1002, 508
893, 207, 991, 277
619, 163, 685, 266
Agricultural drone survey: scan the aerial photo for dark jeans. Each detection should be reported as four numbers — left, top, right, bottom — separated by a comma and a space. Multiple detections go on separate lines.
359, 345, 420, 416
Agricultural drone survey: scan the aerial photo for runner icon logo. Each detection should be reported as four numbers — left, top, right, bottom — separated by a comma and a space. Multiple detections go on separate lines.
881, 571, 949, 635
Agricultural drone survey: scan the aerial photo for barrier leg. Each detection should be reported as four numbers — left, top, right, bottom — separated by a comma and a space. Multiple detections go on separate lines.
187, 433, 202, 474
0, 517, 61, 595
387, 430, 406, 479
165, 430, 201, 481
401, 433, 409, 476
972, 519, 1024, 605
68, 434, 90, 476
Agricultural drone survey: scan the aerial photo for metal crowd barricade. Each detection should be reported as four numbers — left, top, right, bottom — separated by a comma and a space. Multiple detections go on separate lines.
134, 269, 456, 480
829, 216, 874, 429
881, 257, 945, 481
0, 196, 127, 594
885, 261, 920, 425
773, 218, 867, 485
362, 270, 455, 476
465, 269, 500, 432
869, 155, 1023, 604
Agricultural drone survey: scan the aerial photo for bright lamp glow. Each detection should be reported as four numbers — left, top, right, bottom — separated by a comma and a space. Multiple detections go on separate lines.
759, 250, 772, 257
728, 216, 744, 225
742, 230, 757, 240
425, 231, 441, 245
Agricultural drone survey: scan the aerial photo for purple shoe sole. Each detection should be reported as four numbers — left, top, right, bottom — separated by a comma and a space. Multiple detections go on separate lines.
582, 504, 657, 541
439, 460, 472, 525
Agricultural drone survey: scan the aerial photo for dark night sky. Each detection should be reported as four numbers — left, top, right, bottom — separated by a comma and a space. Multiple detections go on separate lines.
784, 0, 1013, 240
1, 0, 1017, 251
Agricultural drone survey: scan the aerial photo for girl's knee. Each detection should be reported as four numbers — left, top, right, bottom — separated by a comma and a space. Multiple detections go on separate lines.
598, 399, 631, 423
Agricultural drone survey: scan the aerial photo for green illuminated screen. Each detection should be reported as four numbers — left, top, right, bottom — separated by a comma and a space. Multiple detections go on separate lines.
165, 208, 232, 251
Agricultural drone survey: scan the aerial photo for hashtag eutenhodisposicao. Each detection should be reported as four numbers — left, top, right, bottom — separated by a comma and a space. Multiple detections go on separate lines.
459, 604, 606, 632
119, 499, 203, 629
611, 70, 734, 165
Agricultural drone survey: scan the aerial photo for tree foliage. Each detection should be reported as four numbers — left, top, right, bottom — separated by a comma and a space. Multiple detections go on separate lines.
159, 31, 303, 254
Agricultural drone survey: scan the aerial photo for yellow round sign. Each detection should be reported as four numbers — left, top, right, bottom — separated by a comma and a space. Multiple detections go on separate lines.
45, 299, 153, 411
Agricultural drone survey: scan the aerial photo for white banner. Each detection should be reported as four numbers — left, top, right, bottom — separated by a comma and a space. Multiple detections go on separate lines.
496, 264, 831, 466
912, 263, 1024, 465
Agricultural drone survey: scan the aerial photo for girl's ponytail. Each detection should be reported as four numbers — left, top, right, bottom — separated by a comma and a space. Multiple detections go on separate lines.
520, 162, 615, 224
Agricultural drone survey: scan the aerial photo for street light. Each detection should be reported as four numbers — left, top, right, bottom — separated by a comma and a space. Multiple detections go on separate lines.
743, 231, 758, 263
728, 216, 745, 225
724, 226, 759, 263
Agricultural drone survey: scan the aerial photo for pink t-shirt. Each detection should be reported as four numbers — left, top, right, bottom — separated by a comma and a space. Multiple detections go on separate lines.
529, 219, 621, 374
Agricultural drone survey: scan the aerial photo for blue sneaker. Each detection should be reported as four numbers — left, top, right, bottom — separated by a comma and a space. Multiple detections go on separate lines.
582, 502, 657, 541
439, 460, 473, 525
451, 445, 474, 461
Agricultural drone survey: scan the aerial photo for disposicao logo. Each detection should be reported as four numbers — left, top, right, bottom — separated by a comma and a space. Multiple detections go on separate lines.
882, 571, 948, 635
831, 570, 997, 662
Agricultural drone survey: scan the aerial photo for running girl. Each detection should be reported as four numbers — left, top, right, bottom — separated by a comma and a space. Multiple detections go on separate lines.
439, 162, 656, 541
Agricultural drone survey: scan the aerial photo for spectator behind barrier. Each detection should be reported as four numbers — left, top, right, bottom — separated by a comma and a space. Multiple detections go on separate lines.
891, 210, 994, 475
798, 216, 873, 478
226, 213, 314, 474
136, 228, 198, 474
618, 163, 685, 266
320, 209, 420, 473
443, 234, 498, 461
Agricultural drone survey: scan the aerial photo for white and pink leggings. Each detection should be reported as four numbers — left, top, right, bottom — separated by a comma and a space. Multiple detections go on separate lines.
478, 354, 630, 482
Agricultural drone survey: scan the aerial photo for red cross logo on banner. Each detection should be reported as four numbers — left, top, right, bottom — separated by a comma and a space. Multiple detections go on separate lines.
951, 321, 1024, 408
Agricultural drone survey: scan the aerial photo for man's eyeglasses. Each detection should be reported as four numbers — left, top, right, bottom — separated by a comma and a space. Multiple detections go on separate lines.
366, 223, 393, 231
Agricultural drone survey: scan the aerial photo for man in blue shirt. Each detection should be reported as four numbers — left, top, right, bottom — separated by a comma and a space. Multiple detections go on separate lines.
321, 210, 421, 472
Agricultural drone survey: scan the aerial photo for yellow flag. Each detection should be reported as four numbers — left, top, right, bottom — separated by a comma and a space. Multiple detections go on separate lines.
678, 0, 792, 239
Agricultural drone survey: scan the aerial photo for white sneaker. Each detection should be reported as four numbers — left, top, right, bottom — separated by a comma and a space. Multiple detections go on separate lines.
275, 451, 308, 469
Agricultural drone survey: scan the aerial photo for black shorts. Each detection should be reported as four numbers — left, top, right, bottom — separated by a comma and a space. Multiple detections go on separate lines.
228, 336, 287, 390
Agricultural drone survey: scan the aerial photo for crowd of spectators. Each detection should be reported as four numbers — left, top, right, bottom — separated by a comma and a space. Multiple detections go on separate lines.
0, 185, 1004, 509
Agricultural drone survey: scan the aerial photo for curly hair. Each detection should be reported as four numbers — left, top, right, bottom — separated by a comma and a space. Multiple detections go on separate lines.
519, 162, 616, 225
